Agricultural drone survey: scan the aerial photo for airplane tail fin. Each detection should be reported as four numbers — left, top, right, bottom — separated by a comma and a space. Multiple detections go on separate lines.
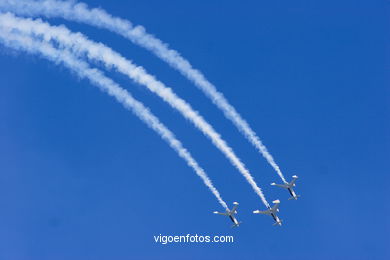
231, 221, 242, 228
273, 219, 283, 226
288, 195, 301, 200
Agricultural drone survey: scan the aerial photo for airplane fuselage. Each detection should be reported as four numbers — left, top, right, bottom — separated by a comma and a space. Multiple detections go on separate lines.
271, 213, 282, 225
229, 215, 239, 226
288, 188, 298, 199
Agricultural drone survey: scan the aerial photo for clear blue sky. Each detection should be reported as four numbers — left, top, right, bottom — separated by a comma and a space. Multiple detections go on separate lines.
0, 0, 388, 259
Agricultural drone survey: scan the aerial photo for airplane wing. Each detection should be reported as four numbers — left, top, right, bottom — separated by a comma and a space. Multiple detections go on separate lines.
231, 203, 239, 214
253, 209, 270, 215
271, 202, 280, 213
289, 177, 298, 186
213, 211, 228, 216
271, 183, 288, 189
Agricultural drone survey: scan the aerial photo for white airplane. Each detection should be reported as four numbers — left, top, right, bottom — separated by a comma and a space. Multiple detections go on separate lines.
253, 200, 282, 226
213, 202, 241, 227
271, 175, 300, 200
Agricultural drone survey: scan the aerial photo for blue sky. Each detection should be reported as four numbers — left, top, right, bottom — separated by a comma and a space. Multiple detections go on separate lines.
0, 0, 388, 259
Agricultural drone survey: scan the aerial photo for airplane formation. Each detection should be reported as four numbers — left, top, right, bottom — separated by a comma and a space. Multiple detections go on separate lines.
0, 1, 300, 229
214, 175, 299, 227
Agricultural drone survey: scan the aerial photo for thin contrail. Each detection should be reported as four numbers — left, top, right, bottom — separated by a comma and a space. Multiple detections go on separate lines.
0, 27, 229, 210
0, 13, 270, 207
0, 0, 288, 184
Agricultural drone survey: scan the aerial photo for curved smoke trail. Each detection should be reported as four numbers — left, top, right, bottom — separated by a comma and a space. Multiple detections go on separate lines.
0, 13, 270, 207
0, 26, 229, 210
0, 0, 288, 184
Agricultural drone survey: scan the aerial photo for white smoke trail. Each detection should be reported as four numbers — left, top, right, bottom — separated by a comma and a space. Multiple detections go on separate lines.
0, 13, 270, 207
0, 0, 288, 184
0, 27, 229, 210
